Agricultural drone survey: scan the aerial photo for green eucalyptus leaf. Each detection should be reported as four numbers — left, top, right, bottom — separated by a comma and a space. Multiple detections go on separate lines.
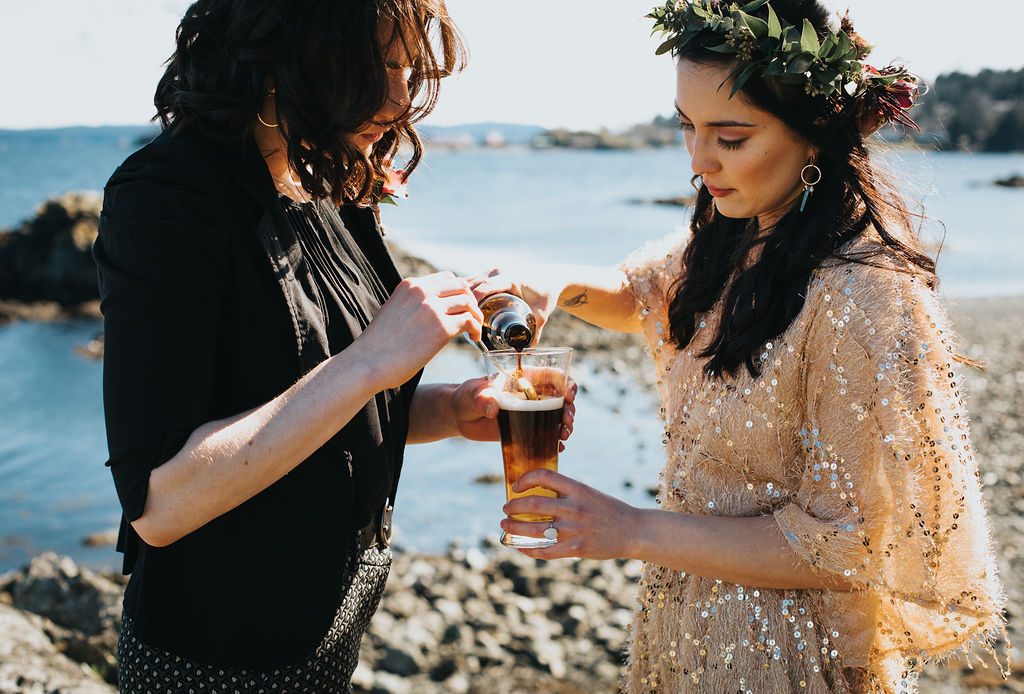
656, 37, 681, 55
763, 58, 785, 76
787, 53, 813, 74
738, 11, 770, 39
729, 62, 761, 97
706, 41, 737, 54
782, 24, 800, 52
739, 0, 770, 12
818, 34, 837, 60
818, 67, 839, 86
800, 18, 820, 54
777, 73, 806, 86
766, 4, 782, 39
836, 31, 851, 59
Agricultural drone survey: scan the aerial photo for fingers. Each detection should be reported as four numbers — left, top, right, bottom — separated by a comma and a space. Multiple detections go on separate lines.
466, 269, 522, 304
564, 379, 579, 404
560, 397, 575, 441
510, 469, 579, 497
500, 517, 556, 540
434, 294, 483, 341
437, 294, 484, 322
517, 542, 579, 561
504, 495, 565, 519
448, 313, 483, 342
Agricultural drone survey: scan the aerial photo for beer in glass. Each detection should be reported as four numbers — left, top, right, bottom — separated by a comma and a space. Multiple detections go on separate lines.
483, 347, 573, 548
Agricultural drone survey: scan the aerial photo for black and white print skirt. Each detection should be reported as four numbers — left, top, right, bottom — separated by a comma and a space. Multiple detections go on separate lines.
117, 546, 391, 693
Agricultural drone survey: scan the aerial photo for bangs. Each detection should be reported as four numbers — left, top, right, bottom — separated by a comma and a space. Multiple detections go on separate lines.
379, 0, 467, 126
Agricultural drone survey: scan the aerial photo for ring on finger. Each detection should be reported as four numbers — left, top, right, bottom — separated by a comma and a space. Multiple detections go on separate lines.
543, 520, 558, 542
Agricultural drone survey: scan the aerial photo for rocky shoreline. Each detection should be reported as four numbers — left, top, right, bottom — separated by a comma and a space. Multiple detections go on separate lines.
2, 302, 1021, 693
0, 549, 642, 694
1, 196, 1021, 692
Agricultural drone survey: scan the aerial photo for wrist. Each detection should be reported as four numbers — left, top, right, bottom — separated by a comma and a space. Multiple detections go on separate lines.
623, 509, 695, 566
337, 337, 389, 394
622, 506, 651, 561
439, 383, 461, 437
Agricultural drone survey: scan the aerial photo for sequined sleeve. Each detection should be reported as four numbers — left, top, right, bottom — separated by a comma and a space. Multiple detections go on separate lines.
618, 229, 688, 323
773, 265, 1006, 660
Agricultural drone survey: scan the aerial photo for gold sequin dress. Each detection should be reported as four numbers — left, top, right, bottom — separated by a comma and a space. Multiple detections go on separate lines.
619, 232, 1006, 693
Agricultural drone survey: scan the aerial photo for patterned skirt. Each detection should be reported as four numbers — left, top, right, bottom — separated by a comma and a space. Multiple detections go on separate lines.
117, 546, 391, 693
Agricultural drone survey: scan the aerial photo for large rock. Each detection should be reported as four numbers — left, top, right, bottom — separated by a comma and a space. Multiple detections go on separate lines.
0, 193, 102, 307
7, 553, 122, 636
2, 553, 122, 685
0, 603, 114, 694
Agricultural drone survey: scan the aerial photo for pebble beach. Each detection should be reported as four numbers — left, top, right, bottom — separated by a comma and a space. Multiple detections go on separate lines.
0, 196, 1020, 691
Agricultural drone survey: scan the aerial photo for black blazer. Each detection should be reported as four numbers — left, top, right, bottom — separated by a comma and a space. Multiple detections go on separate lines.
94, 128, 421, 668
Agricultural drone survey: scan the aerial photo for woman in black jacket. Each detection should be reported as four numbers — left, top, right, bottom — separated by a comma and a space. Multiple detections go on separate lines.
94, 1, 575, 690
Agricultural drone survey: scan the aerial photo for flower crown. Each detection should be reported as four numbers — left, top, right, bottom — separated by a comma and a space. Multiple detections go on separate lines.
647, 0, 923, 133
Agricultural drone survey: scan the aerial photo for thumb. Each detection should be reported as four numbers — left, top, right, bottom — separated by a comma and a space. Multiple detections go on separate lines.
453, 379, 498, 419
476, 385, 500, 419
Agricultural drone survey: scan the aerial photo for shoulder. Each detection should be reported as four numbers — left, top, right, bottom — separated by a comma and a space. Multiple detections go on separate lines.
619, 228, 689, 303
621, 228, 689, 272
102, 128, 254, 225
808, 246, 953, 364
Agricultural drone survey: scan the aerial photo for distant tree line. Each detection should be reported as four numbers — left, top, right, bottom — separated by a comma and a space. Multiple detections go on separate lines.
914, 66, 1024, 152
538, 67, 1024, 153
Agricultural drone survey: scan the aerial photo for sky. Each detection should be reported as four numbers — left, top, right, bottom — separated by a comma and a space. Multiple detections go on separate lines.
2, 0, 1022, 131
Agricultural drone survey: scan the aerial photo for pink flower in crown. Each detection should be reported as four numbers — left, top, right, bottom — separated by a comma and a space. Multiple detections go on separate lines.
891, 80, 916, 110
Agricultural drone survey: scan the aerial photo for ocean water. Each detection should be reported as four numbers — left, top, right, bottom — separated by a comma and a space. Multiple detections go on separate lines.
1, 127, 1022, 572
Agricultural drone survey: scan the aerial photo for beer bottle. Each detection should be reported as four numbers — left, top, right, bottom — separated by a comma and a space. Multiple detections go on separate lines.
479, 293, 537, 351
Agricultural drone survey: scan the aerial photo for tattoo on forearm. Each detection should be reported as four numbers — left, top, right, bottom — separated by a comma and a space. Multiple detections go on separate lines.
561, 291, 590, 308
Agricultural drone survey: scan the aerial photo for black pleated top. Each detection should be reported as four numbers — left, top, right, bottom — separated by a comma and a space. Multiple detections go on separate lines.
94, 128, 421, 669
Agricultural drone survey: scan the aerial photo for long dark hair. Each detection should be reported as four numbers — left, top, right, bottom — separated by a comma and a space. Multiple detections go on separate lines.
155, 0, 466, 206
667, 0, 936, 378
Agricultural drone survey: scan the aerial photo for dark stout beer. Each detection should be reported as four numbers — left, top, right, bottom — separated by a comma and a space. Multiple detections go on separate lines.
497, 392, 564, 523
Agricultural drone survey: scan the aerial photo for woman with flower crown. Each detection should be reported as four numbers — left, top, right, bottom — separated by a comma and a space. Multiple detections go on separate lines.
471, 0, 1007, 691
93, 1, 578, 691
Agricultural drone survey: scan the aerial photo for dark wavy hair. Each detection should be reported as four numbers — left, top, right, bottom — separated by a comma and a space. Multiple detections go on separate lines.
155, 0, 466, 206
667, 0, 936, 379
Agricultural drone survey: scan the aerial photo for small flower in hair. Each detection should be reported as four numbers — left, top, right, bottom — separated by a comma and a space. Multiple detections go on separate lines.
857, 64, 922, 135
379, 168, 409, 206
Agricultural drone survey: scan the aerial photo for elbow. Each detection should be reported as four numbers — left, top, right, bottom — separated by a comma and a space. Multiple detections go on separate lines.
130, 512, 183, 548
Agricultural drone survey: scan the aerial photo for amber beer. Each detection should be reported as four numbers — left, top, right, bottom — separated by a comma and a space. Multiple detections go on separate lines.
497, 392, 564, 521
483, 347, 573, 549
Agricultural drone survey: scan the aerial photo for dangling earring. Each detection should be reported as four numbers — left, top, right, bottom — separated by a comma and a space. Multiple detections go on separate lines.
257, 88, 280, 128
691, 174, 704, 193
799, 162, 822, 213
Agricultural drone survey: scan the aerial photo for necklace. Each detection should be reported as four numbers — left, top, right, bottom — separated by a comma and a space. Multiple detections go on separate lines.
272, 171, 312, 204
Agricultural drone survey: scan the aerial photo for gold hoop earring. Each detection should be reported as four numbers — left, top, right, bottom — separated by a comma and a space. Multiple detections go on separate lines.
258, 88, 280, 128
257, 112, 279, 128
799, 163, 822, 213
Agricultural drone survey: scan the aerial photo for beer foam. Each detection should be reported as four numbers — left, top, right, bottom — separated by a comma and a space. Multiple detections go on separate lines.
495, 393, 564, 412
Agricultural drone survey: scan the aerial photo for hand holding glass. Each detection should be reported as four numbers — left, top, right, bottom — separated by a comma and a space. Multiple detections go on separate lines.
483, 347, 573, 549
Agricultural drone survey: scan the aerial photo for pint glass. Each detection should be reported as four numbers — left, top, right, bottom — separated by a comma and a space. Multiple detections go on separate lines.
483, 347, 573, 549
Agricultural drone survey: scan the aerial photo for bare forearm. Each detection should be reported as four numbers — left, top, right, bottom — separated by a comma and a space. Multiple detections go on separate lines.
407, 384, 457, 444
551, 265, 640, 333
627, 510, 856, 591
136, 344, 381, 547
